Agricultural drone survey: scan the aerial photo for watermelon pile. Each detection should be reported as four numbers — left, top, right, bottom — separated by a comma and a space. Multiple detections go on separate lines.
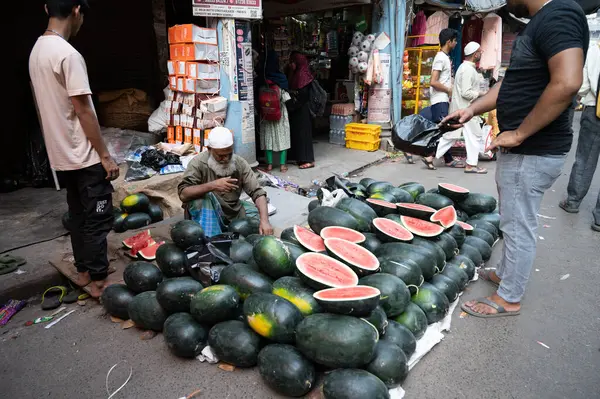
100, 179, 500, 397
113, 193, 164, 233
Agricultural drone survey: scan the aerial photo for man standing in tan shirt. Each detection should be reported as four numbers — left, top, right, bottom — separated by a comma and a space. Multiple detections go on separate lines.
29, 0, 119, 298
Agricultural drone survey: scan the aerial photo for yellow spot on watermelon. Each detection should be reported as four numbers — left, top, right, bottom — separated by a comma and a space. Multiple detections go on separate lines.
273, 288, 312, 315
247, 313, 273, 337
121, 195, 139, 207
202, 285, 225, 293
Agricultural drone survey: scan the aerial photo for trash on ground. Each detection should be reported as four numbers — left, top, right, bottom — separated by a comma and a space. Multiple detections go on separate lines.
106, 360, 132, 399
535, 269, 540, 272
543, 224, 550, 228
537, 214, 556, 220
539, 236, 545, 240
217, 362, 236, 372
140, 330, 157, 340
14, 269, 26, 275
459, 311, 468, 318
560, 274, 570, 281
0, 299, 27, 326
44, 309, 75, 329
34, 316, 54, 324
111, 316, 124, 323
196, 346, 218, 364
536, 341, 550, 349
121, 320, 136, 329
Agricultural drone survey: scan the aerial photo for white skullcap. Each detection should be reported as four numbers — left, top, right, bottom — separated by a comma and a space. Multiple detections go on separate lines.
207, 127, 234, 149
464, 42, 481, 56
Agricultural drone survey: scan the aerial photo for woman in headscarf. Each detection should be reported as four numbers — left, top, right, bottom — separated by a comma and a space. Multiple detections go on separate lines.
287, 52, 315, 169
258, 50, 291, 173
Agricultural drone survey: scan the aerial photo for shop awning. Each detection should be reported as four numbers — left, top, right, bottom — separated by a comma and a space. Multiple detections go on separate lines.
263, 0, 372, 19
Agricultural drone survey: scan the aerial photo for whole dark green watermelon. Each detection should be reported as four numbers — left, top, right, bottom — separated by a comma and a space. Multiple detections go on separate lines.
361, 232, 382, 253
379, 258, 423, 295
120, 193, 150, 214
272, 276, 320, 316
147, 203, 164, 223
375, 242, 438, 281
382, 320, 416, 358
253, 237, 294, 278
409, 237, 446, 269
281, 241, 306, 264
155, 277, 203, 314
219, 263, 273, 300
441, 264, 469, 291
258, 344, 316, 397
190, 284, 240, 325
458, 193, 497, 216
464, 236, 492, 261
430, 274, 460, 302
170, 220, 205, 249
336, 198, 378, 232
366, 340, 408, 388
470, 212, 500, 230
229, 238, 254, 263
243, 293, 303, 343
208, 320, 262, 367
280, 227, 300, 246
308, 200, 320, 212
359, 273, 410, 317
307, 206, 359, 234
467, 219, 499, 240
447, 254, 476, 280
228, 217, 260, 237
400, 183, 425, 200
113, 212, 129, 233
460, 243, 485, 266
127, 291, 168, 331
123, 213, 152, 230
471, 228, 495, 247
156, 244, 188, 277
394, 302, 428, 339
430, 232, 459, 260
322, 369, 389, 399
388, 187, 413, 203
363, 306, 389, 336
163, 313, 208, 358
416, 193, 454, 210
101, 284, 135, 320
412, 282, 450, 324
448, 223, 466, 246
367, 181, 394, 195
123, 261, 163, 293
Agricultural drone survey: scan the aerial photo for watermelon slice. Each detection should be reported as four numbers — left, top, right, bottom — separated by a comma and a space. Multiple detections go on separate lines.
400, 216, 444, 238
396, 203, 436, 219
313, 286, 381, 316
438, 183, 470, 201
456, 221, 474, 234
296, 252, 359, 290
122, 229, 151, 249
366, 198, 398, 217
323, 238, 380, 276
371, 218, 414, 243
430, 205, 457, 228
138, 241, 165, 261
293, 225, 325, 252
320, 226, 366, 244
127, 238, 156, 258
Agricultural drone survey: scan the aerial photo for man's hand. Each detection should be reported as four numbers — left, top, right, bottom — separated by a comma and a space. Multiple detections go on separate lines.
447, 86, 453, 97
101, 156, 119, 181
486, 130, 525, 152
441, 107, 474, 129
212, 177, 238, 194
259, 219, 274, 236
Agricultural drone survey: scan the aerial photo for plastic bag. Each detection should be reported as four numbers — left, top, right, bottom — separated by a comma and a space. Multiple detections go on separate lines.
392, 114, 444, 156
124, 162, 157, 182
320, 188, 349, 207
185, 243, 233, 286
125, 145, 153, 163
140, 149, 169, 171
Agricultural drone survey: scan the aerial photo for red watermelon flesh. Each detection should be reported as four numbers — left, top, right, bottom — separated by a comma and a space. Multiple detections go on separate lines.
296, 252, 358, 289
457, 221, 474, 231
372, 218, 414, 242
366, 198, 397, 209
314, 286, 381, 300
430, 205, 457, 228
293, 225, 326, 252
400, 216, 444, 237
122, 229, 151, 249
138, 241, 165, 261
127, 238, 155, 258
438, 183, 469, 193
324, 238, 380, 274
320, 226, 366, 244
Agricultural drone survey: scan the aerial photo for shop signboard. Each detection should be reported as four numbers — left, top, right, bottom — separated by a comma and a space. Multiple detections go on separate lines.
263, 0, 371, 19
235, 21, 253, 102
192, 0, 262, 19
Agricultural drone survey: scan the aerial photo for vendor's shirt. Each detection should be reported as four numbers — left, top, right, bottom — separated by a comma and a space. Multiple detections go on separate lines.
178, 152, 267, 220
430, 51, 452, 105
496, 0, 589, 156
29, 35, 101, 171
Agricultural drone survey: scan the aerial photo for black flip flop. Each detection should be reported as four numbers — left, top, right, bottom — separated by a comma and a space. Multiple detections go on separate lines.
41, 286, 67, 310
461, 297, 520, 318
421, 158, 437, 170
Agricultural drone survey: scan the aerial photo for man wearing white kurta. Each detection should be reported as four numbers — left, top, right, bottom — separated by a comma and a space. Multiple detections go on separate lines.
436, 42, 488, 174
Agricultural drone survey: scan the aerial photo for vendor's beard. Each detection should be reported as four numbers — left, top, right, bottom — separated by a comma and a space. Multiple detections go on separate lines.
208, 154, 237, 177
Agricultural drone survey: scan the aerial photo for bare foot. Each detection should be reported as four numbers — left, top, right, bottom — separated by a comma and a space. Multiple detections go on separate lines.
89, 280, 106, 299
463, 292, 521, 315
280, 165, 288, 173
266, 164, 273, 172
73, 271, 91, 287
478, 268, 501, 285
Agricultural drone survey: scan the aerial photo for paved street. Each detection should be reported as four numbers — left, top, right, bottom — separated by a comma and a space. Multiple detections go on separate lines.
1, 114, 599, 398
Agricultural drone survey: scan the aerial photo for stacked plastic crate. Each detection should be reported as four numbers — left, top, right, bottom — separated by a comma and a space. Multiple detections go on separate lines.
345, 123, 381, 151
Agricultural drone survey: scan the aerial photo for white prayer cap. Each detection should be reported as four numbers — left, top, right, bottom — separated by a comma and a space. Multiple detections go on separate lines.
207, 127, 234, 149
464, 42, 480, 56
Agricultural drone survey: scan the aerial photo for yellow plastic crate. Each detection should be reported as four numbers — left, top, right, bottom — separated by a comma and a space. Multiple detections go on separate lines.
345, 123, 381, 141
346, 138, 381, 152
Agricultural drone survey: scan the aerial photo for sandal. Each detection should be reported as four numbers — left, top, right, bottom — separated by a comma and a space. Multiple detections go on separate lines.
478, 268, 500, 288
461, 297, 520, 318
464, 166, 488, 174
445, 160, 466, 168
63, 288, 90, 304
299, 163, 315, 170
405, 153, 415, 164
421, 157, 437, 170
41, 286, 68, 310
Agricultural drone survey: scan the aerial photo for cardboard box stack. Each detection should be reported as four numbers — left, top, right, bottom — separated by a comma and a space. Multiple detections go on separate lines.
165, 24, 227, 151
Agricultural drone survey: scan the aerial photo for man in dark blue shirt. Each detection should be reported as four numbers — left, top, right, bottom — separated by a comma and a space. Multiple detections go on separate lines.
443, 0, 589, 318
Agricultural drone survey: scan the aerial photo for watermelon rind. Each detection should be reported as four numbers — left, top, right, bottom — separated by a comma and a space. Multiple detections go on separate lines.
336, 197, 378, 232
366, 198, 398, 217
416, 193, 454, 210
441, 264, 469, 291
163, 313, 208, 358
394, 302, 428, 339
382, 320, 417, 358
430, 205, 457, 228
400, 215, 445, 238
379, 258, 423, 295
396, 202, 436, 219
411, 282, 450, 324
324, 238, 380, 277
464, 236, 493, 261
366, 340, 409, 388
243, 293, 303, 343
208, 320, 262, 367
438, 183, 470, 201
322, 369, 390, 399
457, 221, 474, 233
371, 218, 414, 243
272, 276, 321, 316
320, 226, 366, 244
359, 273, 411, 317
122, 229, 151, 249
258, 344, 316, 397
430, 274, 460, 303
308, 206, 359, 234
296, 252, 359, 290
458, 193, 498, 216
292, 225, 325, 252
313, 286, 381, 316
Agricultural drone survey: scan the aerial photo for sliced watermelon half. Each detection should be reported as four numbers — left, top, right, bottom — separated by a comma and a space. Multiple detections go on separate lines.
138, 241, 165, 261
293, 225, 325, 252
323, 237, 380, 276
320, 226, 366, 244
430, 205, 457, 228
438, 183, 470, 201
122, 229, 151, 249
371, 218, 414, 243
296, 252, 359, 290
366, 198, 398, 217
400, 215, 444, 238
456, 221, 474, 234
313, 286, 381, 316
396, 203, 436, 219
127, 238, 156, 258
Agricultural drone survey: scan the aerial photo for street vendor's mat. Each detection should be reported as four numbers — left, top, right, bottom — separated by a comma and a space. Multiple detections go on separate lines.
0, 188, 68, 254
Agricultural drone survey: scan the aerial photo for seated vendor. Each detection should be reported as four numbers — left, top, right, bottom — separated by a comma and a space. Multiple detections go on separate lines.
178, 127, 274, 237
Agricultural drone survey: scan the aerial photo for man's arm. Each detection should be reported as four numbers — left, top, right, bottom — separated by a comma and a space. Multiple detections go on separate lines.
239, 160, 273, 235
254, 196, 273, 235
178, 159, 238, 203
442, 81, 501, 125
71, 95, 110, 158
430, 69, 451, 95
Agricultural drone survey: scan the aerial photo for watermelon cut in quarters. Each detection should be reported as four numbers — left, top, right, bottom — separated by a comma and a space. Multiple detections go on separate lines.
366, 198, 398, 217
396, 203, 436, 219
138, 241, 165, 261
430, 205, 457, 228
122, 229, 151, 249
400, 216, 444, 238
456, 221, 474, 234
293, 225, 325, 252
313, 286, 381, 316
438, 183, 470, 201
296, 252, 358, 290
320, 226, 366, 244
371, 218, 414, 243
126, 238, 156, 258
323, 238, 380, 276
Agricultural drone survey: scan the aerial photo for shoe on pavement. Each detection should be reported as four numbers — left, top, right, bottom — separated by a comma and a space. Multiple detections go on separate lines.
558, 200, 579, 214
592, 223, 600, 232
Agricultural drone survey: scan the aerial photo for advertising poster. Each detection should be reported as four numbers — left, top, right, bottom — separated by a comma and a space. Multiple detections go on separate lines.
193, 0, 262, 19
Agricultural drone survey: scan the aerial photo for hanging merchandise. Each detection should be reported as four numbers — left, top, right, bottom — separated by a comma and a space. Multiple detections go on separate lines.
462, 16, 484, 57
424, 11, 450, 45
479, 13, 502, 80
410, 11, 427, 47
448, 13, 463, 74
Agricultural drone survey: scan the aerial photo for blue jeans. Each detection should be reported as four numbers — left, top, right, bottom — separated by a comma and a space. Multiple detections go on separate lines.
495, 152, 566, 303
564, 107, 600, 225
